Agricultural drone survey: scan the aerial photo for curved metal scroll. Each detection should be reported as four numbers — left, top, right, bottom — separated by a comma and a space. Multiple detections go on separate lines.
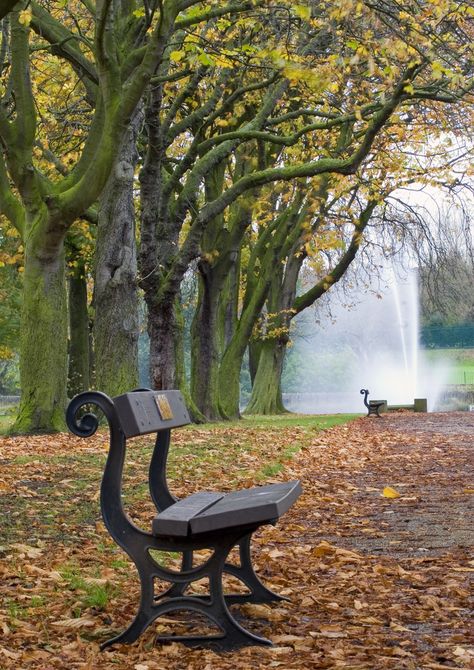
66, 391, 142, 552
360, 388, 370, 410
149, 430, 177, 511
66, 391, 118, 437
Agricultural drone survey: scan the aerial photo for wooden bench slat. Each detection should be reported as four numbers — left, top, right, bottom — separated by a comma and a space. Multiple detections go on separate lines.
152, 492, 225, 537
151, 481, 302, 538
190, 481, 302, 536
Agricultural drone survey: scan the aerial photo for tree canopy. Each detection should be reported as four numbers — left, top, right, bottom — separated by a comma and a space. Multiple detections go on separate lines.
0, 0, 473, 430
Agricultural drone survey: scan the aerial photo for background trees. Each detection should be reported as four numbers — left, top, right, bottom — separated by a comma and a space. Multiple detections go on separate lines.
0, 0, 473, 431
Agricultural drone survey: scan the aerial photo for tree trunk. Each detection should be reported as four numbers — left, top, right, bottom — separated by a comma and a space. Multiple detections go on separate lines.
148, 300, 180, 389
243, 231, 301, 416
217, 252, 240, 352
67, 263, 90, 397
93, 111, 142, 397
248, 339, 263, 385
14, 224, 68, 433
244, 338, 287, 414
217, 337, 243, 420
190, 264, 222, 420
217, 273, 272, 420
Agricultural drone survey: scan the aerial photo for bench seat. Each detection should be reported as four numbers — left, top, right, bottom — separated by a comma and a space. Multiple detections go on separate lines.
152, 481, 302, 538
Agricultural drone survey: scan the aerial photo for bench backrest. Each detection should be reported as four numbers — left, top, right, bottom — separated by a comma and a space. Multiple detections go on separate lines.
113, 390, 191, 438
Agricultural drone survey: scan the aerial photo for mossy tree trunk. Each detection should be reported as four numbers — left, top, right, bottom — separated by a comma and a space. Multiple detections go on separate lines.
67, 261, 90, 397
190, 164, 236, 420
15, 212, 69, 432
93, 110, 142, 397
190, 263, 223, 420
244, 339, 287, 414
244, 258, 293, 415
1, 3, 179, 432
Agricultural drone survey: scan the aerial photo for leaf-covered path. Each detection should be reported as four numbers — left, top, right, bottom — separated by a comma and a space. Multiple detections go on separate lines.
0, 413, 473, 669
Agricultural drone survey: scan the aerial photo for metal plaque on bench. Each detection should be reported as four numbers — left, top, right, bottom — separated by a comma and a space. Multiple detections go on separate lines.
113, 390, 191, 437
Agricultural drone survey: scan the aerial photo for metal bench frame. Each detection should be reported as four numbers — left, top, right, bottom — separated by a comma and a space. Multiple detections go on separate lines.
360, 388, 385, 417
66, 390, 298, 651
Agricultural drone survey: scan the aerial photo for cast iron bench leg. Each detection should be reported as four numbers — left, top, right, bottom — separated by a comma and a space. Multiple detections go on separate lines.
223, 534, 288, 604
102, 533, 271, 651
161, 535, 287, 606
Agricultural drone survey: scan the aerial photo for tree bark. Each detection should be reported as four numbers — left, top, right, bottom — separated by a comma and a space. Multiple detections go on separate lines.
67, 263, 90, 397
14, 218, 68, 433
190, 262, 225, 420
148, 300, 179, 389
244, 338, 287, 414
93, 111, 142, 397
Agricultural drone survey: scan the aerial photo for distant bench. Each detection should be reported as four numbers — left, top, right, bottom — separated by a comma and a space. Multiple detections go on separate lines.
66, 389, 302, 650
360, 389, 427, 416
360, 389, 385, 417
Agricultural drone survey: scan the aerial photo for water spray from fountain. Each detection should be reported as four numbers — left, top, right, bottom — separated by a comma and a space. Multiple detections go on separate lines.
283, 259, 448, 414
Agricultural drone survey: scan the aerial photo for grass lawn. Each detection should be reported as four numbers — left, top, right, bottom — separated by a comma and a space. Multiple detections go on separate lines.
0, 410, 17, 433
423, 347, 474, 384
219, 412, 359, 429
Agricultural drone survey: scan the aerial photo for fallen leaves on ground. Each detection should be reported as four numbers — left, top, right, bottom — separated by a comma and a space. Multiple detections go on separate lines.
0, 412, 473, 669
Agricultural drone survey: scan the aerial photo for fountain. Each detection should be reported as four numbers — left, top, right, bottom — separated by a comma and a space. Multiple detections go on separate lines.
282, 263, 447, 413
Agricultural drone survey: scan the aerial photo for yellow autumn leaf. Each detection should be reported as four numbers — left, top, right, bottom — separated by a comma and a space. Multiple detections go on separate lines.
18, 9, 32, 26
170, 50, 185, 62
383, 486, 401, 498
294, 5, 311, 20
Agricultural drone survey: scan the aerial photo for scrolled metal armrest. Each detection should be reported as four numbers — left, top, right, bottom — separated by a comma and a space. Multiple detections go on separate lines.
66, 391, 117, 438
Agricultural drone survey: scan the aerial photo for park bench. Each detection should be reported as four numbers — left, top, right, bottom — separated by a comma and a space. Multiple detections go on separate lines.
360, 388, 386, 417
66, 389, 302, 651
360, 389, 428, 416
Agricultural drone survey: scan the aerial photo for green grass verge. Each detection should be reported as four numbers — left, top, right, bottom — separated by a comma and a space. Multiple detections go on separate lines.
239, 413, 360, 429
423, 348, 474, 384
0, 410, 16, 434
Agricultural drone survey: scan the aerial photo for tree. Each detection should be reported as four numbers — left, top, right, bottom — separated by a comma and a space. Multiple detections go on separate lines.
66, 227, 92, 397
417, 204, 474, 326
1, 0, 472, 430
0, 215, 21, 375
137, 0, 473, 420
0, 0, 262, 432
245, 183, 376, 414
246, 125, 474, 414
93, 108, 143, 397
